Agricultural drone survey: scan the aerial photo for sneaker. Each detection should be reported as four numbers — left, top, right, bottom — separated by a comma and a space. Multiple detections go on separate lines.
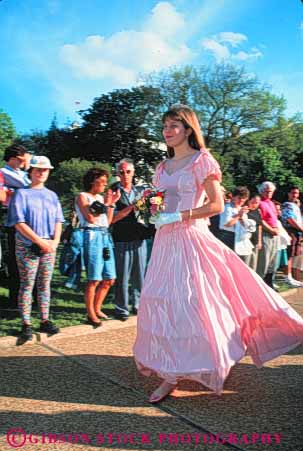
20, 324, 33, 341
39, 320, 60, 335
284, 277, 303, 287
64, 282, 74, 289
273, 282, 279, 290
114, 313, 129, 322
65, 282, 78, 289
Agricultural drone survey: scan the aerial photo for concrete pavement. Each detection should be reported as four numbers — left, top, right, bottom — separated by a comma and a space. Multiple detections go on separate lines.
0, 290, 302, 451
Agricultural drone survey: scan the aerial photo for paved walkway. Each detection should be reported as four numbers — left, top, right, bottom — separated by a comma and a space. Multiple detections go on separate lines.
0, 290, 302, 451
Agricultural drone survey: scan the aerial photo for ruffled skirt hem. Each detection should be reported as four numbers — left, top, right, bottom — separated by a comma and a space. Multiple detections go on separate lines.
134, 337, 303, 396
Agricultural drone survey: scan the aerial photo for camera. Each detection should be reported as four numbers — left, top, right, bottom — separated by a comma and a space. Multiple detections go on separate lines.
110, 181, 122, 192
103, 247, 111, 261
89, 201, 107, 216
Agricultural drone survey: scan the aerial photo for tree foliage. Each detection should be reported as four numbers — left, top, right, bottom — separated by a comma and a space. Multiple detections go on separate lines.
48, 158, 112, 214
78, 85, 164, 180
20, 63, 303, 198
228, 116, 303, 197
0, 109, 16, 160
15, 130, 48, 154
142, 64, 285, 149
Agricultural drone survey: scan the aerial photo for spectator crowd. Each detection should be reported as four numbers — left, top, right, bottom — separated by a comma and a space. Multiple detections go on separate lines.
1, 143, 303, 341
210, 183, 303, 290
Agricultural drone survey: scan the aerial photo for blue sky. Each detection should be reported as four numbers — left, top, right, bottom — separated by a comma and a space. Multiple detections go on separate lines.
0, 0, 302, 134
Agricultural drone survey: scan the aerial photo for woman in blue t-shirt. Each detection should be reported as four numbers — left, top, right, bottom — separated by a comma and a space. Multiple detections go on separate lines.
7, 156, 64, 341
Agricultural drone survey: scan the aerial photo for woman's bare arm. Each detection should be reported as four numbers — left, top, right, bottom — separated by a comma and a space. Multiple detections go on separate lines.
180, 175, 224, 221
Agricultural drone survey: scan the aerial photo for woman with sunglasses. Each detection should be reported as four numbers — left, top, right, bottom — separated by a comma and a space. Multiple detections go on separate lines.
133, 105, 303, 403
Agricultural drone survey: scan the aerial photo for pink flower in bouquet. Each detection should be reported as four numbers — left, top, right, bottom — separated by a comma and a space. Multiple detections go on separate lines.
143, 189, 152, 197
150, 204, 158, 215
134, 188, 166, 225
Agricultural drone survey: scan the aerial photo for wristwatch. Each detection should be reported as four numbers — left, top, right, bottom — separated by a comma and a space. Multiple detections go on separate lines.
108, 205, 115, 208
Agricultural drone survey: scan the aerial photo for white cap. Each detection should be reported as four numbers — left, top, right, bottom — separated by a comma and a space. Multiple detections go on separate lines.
30, 156, 54, 169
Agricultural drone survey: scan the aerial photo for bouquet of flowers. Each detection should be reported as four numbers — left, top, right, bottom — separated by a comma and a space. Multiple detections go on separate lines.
134, 188, 166, 225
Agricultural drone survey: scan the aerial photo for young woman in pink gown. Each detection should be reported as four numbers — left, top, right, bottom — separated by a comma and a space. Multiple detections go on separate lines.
133, 105, 303, 403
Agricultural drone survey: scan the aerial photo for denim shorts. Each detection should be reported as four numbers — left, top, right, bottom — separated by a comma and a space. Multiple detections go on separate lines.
83, 228, 116, 281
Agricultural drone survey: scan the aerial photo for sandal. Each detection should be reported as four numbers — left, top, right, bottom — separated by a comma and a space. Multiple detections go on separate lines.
96, 311, 109, 320
148, 382, 177, 403
86, 316, 102, 327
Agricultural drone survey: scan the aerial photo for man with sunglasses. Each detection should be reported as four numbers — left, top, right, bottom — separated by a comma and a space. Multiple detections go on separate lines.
111, 159, 148, 321
0, 144, 33, 307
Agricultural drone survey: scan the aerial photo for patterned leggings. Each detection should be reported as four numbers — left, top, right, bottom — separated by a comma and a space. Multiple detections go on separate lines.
15, 238, 56, 323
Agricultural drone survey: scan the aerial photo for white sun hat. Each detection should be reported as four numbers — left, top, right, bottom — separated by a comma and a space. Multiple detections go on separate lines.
30, 155, 54, 169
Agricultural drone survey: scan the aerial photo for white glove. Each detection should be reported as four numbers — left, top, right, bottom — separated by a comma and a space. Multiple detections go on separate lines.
155, 212, 182, 230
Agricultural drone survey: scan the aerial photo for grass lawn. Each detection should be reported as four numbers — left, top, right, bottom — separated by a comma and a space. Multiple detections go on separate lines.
0, 267, 116, 337
0, 264, 292, 338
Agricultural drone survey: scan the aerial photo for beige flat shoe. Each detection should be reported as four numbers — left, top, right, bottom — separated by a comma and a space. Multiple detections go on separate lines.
148, 382, 177, 403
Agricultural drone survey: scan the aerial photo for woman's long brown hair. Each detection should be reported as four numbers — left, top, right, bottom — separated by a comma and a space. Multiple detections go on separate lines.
162, 105, 206, 158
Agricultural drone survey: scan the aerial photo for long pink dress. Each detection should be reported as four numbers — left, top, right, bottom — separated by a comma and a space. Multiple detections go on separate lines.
133, 149, 303, 394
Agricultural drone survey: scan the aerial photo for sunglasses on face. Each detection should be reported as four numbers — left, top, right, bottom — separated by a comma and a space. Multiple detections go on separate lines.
119, 169, 132, 175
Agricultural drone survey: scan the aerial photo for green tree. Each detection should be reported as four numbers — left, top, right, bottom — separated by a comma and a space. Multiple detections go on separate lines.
142, 64, 287, 189
0, 109, 16, 161
48, 158, 112, 214
44, 115, 75, 165
79, 86, 164, 180
14, 129, 48, 154
142, 64, 285, 152
229, 116, 303, 196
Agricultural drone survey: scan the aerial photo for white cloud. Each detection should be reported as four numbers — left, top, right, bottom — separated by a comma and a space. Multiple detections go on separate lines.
61, 38, 136, 85
202, 31, 262, 63
144, 2, 186, 39
217, 31, 247, 47
201, 38, 230, 61
60, 2, 193, 87
232, 48, 263, 61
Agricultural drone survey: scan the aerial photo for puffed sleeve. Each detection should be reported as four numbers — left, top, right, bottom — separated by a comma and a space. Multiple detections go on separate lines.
152, 161, 165, 188
193, 149, 222, 184
7, 190, 26, 226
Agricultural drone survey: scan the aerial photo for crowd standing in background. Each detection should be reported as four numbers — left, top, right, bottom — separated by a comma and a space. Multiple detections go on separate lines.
1, 139, 303, 340
211, 182, 303, 288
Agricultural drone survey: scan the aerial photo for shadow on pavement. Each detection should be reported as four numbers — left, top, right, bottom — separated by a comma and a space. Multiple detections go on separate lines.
0, 348, 302, 451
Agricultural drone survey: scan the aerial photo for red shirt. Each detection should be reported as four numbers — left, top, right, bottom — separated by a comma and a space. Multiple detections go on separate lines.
260, 198, 278, 228
0, 171, 10, 207
0, 171, 5, 190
